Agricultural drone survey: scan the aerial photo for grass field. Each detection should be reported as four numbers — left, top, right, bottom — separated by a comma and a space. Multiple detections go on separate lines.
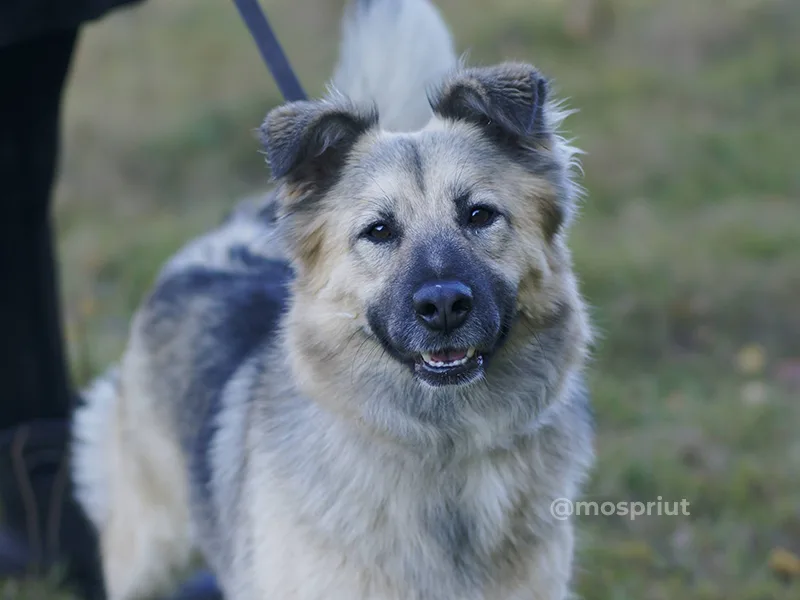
18, 0, 800, 597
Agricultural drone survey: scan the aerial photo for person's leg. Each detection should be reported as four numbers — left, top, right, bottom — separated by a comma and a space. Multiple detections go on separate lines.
0, 28, 106, 599
0, 27, 224, 600
0, 24, 75, 433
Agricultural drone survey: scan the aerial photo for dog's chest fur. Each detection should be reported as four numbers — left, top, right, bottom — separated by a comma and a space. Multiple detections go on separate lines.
223, 383, 588, 600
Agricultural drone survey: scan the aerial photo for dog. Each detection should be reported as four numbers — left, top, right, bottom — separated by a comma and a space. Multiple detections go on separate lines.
71, 0, 594, 598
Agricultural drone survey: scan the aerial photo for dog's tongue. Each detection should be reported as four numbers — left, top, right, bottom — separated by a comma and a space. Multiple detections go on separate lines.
430, 349, 467, 363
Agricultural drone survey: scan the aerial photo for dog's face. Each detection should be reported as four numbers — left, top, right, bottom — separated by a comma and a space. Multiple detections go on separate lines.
261, 64, 582, 392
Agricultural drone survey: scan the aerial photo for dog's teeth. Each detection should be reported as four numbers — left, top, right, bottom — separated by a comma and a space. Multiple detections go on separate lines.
421, 351, 474, 368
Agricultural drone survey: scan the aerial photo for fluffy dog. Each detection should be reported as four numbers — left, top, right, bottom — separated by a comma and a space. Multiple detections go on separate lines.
72, 0, 594, 598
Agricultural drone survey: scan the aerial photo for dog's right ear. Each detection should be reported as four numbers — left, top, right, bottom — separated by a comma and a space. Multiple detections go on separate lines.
259, 98, 378, 208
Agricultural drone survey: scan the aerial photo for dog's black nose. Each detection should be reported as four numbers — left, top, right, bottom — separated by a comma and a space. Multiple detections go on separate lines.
413, 281, 473, 332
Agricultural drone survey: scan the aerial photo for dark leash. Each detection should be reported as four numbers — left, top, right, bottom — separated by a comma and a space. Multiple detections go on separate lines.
232, 0, 307, 102
166, 5, 307, 599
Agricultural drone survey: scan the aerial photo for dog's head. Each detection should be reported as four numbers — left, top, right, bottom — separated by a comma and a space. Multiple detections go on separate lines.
261, 63, 586, 396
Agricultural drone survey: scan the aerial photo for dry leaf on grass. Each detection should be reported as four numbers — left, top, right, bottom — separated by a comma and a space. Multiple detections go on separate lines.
736, 344, 766, 375
741, 381, 769, 406
768, 547, 800, 579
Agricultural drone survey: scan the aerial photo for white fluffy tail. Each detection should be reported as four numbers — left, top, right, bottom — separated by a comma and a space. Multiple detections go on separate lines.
332, 0, 457, 132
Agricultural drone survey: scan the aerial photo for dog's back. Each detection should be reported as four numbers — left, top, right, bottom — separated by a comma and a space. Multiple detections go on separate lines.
73, 1, 459, 598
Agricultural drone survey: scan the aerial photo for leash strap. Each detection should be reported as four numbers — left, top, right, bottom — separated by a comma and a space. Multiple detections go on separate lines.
232, 0, 307, 102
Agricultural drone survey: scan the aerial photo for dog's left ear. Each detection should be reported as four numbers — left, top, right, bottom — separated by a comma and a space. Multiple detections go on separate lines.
432, 64, 581, 241
430, 62, 550, 145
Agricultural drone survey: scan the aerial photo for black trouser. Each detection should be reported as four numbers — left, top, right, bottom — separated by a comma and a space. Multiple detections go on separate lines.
0, 28, 106, 599
0, 28, 76, 428
0, 26, 224, 600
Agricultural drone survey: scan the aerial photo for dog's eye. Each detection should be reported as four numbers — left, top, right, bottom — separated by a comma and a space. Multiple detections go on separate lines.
365, 222, 394, 242
467, 206, 496, 228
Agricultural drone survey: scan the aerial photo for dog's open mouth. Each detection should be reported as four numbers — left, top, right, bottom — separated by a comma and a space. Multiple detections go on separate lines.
414, 347, 484, 386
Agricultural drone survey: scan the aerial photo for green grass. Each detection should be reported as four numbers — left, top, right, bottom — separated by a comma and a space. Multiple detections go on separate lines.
37, 0, 800, 597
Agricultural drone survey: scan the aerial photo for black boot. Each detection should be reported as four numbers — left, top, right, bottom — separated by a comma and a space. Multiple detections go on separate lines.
0, 419, 105, 599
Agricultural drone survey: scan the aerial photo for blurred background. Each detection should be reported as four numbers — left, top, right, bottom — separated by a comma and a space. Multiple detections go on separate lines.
34, 0, 800, 597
